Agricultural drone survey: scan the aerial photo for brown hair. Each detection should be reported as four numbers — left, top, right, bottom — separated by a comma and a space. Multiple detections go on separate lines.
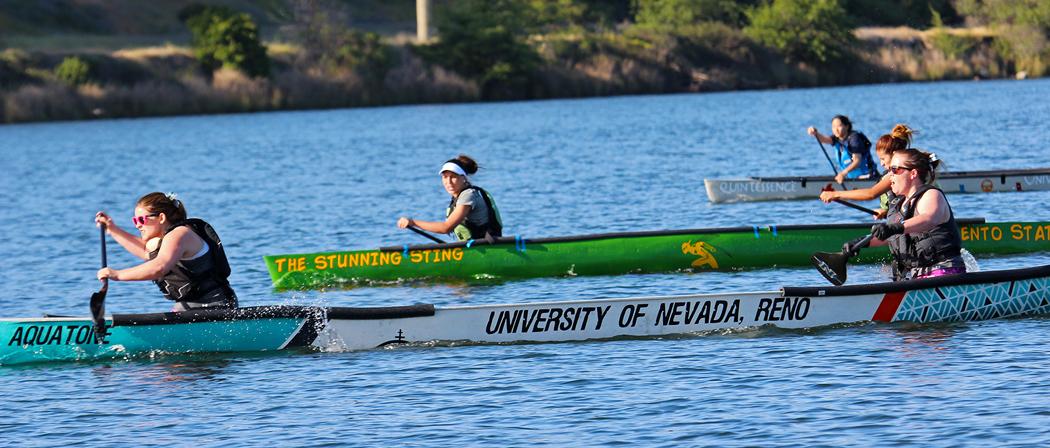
893, 148, 942, 185
136, 192, 187, 223
446, 154, 480, 175
875, 124, 916, 155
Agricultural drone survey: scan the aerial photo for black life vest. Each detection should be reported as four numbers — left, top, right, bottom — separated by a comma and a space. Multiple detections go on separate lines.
150, 219, 237, 304
446, 186, 503, 241
885, 185, 963, 280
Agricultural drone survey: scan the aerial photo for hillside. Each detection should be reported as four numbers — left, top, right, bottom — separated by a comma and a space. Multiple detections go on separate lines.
0, 0, 1043, 124
0, 0, 425, 52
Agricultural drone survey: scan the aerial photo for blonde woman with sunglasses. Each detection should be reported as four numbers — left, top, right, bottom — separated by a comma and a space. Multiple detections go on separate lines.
844, 149, 966, 281
94, 192, 237, 311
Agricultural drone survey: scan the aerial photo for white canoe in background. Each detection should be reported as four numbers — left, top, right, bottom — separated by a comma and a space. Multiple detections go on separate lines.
317, 263, 1050, 351
704, 168, 1050, 203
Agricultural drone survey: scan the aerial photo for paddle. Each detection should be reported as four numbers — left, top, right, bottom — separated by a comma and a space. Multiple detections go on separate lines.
833, 198, 879, 217
811, 234, 874, 286
90, 224, 109, 343
815, 135, 838, 175
409, 226, 447, 244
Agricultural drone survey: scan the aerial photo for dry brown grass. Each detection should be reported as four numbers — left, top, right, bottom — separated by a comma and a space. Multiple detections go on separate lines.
855, 26, 995, 41
112, 45, 193, 59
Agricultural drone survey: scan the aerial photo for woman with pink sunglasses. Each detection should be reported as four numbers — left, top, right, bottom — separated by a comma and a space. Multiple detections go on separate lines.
95, 192, 237, 311
844, 149, 965, 281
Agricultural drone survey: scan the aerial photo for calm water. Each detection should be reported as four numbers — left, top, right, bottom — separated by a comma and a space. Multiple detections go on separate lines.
2, 78, 1050, 446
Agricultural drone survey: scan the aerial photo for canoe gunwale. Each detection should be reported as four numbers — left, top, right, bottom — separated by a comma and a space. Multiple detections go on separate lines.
738, 168, 1050, 183
378, 226, 761, 252
375, 219, 980, 252
772, 217, 985, 232
782, 263, 1050, 297
109, 304, 436, 326
326, 304, 435, 320
111, 305, 324, 327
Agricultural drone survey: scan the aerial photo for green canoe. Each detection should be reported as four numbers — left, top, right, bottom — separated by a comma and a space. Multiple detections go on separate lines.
264, 219, 1050, 290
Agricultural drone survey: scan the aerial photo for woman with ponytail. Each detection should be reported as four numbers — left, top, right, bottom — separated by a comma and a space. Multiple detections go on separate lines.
95, 192, 237, 311
398, 154, 503, 242
819, 124, 916, 219
846, 149, 966, 280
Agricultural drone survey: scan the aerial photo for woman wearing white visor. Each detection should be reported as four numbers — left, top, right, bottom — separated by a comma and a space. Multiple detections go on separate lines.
397, 154, 503, 241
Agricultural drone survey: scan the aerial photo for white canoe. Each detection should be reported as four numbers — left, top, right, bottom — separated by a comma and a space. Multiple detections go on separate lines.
318, 264, 1050, 350
6, 264, 1048, 365
704, 168, 1050, 203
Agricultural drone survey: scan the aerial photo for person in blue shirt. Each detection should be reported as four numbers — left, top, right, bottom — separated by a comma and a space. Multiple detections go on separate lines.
807, 115, 876, 184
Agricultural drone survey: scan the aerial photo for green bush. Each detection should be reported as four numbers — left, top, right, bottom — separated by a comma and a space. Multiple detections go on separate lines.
632, 0, 756, 28
522, 0, 589, 29
330, 30, 396, 79
413, 0, 541, 96
181, 5, 271, 78
927, 8, 977, 59
54, 56, 92, 86
955, 0, 1050, 75
929, 31, 978, 59
744, 0, 855, 64
292, 2, 396, 80
841, 0, 960, 28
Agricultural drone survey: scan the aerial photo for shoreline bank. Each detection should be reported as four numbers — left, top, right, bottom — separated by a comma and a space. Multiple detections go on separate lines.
0, 27, 1034, 124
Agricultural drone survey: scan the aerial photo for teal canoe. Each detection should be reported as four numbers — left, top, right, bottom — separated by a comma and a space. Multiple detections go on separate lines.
0, 306, 325, 366
263, 219, 1050, 290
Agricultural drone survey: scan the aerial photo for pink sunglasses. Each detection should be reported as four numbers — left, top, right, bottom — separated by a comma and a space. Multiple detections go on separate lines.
132, 213, 159, 226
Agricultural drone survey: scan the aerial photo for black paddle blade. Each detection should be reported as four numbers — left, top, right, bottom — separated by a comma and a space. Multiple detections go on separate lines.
91, 223, 109, 343
812, 251, 849, 286
90, 280, 108, 343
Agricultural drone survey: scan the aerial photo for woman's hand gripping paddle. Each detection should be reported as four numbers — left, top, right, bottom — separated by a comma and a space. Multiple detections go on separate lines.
90, 224, 109, 343
811, 234, 874, 286
409, 226, 447, 244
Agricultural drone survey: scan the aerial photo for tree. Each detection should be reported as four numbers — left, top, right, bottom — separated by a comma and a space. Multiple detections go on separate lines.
290, 0, 395, 80
413, 0, 541, 96
744, 0, 855, 64
54, 56, 92, 86
955, 0, 1050, 74
632, 0, 756, 29
180, 5, 271, 78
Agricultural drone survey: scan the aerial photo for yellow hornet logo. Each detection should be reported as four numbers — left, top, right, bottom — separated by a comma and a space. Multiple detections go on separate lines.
682, 240, 718, 268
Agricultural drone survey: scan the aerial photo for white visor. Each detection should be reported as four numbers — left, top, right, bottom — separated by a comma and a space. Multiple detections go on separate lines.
440, 162, 467, 176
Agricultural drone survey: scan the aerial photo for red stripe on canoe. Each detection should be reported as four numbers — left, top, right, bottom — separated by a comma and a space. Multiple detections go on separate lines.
872, 291, 906, 322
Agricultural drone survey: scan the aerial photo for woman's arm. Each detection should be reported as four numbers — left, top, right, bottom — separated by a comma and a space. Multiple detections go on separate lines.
98, 227, 197, 281
903, 189, 951, 233
96, 212, 149, 260
398, 205, 472, 234
807, 126, 833, 144
820, 175, 891, 202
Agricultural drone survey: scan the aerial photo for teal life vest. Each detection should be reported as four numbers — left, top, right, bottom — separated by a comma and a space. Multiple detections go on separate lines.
446, 186, 503, 241
837, 131, 877, 178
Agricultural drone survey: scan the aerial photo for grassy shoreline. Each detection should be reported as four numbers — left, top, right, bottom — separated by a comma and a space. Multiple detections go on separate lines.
0, 26, 1033, 124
